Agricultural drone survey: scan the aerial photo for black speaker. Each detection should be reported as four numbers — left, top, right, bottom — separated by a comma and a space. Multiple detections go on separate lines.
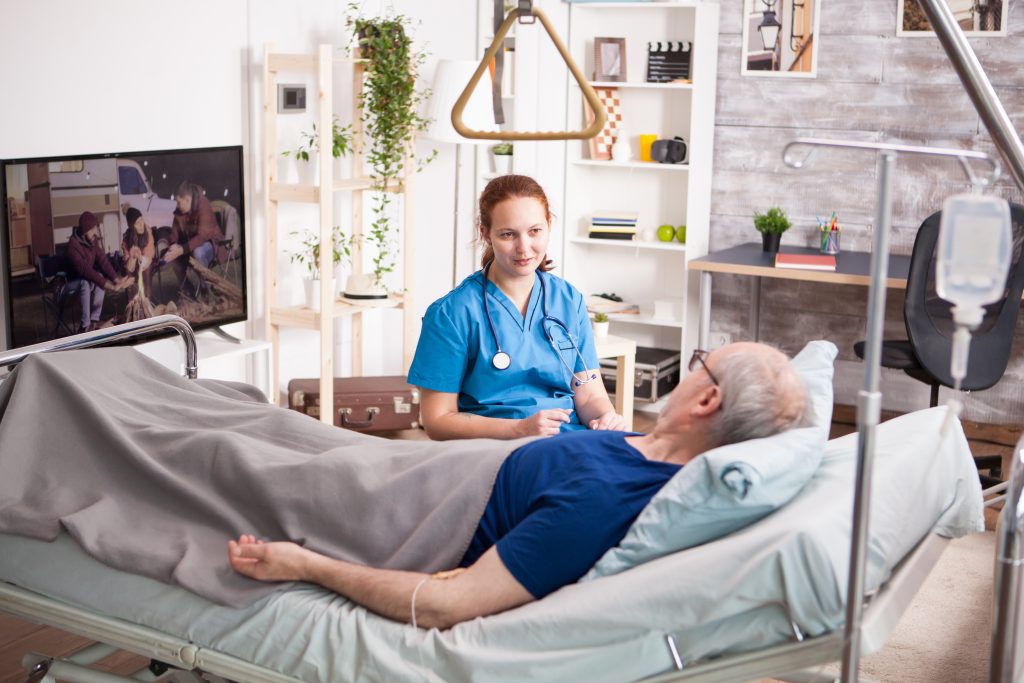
651, 136, 687, 164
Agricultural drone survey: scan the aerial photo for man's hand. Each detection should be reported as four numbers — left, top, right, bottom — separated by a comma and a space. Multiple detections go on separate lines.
163, 244, 184, 262
517, 408, 571, 437
228, 534, 311, 582
588, 410, 626, 431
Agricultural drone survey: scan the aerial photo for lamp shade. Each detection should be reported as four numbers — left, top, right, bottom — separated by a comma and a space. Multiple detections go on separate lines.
424, 60, 499, 144
758, 10, 782, 51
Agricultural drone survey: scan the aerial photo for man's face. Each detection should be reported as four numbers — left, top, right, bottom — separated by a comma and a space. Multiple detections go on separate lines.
85, 226, 100, 244
175, 193, 192, 214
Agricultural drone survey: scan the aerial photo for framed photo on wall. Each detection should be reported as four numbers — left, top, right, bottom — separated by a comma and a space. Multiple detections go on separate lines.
741, 0, 822, 78
594, 37, 627, 82
897, 0, 1007, 37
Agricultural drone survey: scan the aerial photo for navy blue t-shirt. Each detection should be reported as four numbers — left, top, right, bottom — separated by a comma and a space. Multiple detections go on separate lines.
460, 430, 681, 599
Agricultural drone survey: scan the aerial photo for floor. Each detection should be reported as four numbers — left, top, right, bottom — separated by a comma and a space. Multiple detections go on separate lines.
0, 404, 1014, 682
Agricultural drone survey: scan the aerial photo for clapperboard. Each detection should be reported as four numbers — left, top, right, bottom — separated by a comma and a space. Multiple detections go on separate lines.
646, 41, 691, 83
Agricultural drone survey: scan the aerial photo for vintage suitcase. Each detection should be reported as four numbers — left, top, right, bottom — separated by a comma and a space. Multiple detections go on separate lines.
600, 346, 681, 403
287, 376, 421, 432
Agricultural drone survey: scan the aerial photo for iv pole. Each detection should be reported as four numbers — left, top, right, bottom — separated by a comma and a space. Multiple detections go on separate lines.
782, 138, 999, 683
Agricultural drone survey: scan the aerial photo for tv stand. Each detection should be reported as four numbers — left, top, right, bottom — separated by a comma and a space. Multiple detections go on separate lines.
208, 326, 244, 345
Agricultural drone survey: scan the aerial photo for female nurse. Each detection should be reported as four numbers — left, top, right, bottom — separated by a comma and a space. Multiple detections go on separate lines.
408, 175, 625, 440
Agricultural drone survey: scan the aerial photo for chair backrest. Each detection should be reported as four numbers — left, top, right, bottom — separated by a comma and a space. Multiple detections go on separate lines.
904, 202, 1024, 391
36, 253, 68, 281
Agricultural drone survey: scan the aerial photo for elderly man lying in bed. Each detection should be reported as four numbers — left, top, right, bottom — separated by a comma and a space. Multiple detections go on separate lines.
228, 342, 807, 629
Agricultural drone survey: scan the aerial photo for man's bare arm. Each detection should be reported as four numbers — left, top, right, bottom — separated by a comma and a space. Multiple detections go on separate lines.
227, 535, 533, 629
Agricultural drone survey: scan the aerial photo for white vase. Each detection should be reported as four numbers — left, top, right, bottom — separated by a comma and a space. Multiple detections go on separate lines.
303, 277, 336, 310
593, 320, 610, 338
611, 132, 632, 163
278, 156, 298, 184
491, 154, 513, 175
295, 158, 319, 186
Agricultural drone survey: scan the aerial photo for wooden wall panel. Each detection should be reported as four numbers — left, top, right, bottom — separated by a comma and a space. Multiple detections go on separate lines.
710, 0, 1024, 422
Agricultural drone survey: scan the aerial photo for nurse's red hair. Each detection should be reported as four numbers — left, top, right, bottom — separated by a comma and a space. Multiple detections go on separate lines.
478, 174, 555, 272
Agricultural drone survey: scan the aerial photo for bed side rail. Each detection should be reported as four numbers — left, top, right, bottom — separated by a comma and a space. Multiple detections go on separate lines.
990, 438, 1024, 683
0, 314, 198, 378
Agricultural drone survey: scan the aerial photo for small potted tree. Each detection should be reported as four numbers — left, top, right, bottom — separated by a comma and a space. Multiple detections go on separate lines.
490, 143, 514, 175
753, 206, 791, 253
289, 226, 350, 310
592, 311, 610, 337
281, 116, 353, 186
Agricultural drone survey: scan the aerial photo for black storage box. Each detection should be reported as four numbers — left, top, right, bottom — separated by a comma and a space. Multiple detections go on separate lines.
600, 346, 681, 403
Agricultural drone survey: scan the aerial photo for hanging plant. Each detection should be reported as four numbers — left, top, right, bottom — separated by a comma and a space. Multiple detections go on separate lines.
347, 5, 435, 287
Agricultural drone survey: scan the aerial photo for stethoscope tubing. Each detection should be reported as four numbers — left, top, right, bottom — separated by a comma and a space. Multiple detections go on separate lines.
481, 262, 597, 388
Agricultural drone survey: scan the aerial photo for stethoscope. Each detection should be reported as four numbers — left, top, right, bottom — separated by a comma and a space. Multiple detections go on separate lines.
481, 262, 598, 388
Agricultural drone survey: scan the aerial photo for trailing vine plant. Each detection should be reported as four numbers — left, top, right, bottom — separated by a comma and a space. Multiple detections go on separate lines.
347, 4, 435, 287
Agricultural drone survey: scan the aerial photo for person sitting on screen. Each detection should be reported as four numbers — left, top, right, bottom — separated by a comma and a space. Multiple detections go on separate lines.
66, 211, 131, 333
228, 342, 808, 628
121, 208, 156, 299
161, 180, 228, 288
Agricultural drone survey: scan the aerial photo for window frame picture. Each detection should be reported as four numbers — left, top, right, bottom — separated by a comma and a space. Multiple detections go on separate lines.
593, 37, 627, 83
740, 0, 822, 79
897, 0, 1007, 37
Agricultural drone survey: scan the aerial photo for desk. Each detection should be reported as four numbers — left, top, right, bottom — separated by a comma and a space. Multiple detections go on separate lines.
689, 243, 911, 348
594, 333, 636, 429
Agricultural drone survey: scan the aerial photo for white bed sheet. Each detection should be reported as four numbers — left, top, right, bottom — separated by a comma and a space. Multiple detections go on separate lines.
0, 407, 984, 683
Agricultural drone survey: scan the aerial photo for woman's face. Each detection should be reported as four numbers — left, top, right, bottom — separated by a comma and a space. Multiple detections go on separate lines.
484, 196, 550, 280
175, 193, 193, 214
132, 216, 145, 233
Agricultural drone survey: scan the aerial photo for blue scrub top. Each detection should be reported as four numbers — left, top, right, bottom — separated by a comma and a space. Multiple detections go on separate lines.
408, 270, 600, 430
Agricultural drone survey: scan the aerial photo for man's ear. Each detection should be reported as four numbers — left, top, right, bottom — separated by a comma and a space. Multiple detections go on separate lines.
690, 384, 722, 418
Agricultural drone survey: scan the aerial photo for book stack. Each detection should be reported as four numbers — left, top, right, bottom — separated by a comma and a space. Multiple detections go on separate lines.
589, 211, 638, 240
646, 41, 692, 83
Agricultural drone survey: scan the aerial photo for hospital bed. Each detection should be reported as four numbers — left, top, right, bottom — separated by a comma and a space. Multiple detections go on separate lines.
0, 315, 989, 683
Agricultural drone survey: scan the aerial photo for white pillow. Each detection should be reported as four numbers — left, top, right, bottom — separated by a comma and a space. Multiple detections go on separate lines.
583, 340, 837, 580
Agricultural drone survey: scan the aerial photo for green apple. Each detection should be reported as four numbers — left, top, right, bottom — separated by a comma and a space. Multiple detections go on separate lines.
676, 225, 687, 243
657, 224, 675, 242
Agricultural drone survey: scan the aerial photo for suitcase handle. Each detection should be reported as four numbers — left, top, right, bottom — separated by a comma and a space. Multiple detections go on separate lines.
339, 406, 381, 428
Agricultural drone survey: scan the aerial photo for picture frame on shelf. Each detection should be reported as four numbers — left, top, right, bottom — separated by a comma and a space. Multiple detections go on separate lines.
594, 37, 627, 82
896, 0, 1006, 37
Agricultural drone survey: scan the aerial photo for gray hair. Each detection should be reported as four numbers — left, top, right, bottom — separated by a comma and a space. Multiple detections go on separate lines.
705, 347, 809, 447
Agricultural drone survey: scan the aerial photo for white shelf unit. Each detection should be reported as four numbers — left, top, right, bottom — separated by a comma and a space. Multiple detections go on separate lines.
263, 45, 415, 420
562, 1, 718, 358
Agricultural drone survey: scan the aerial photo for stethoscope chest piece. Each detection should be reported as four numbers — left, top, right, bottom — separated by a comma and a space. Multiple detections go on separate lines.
492, 350, 511, 370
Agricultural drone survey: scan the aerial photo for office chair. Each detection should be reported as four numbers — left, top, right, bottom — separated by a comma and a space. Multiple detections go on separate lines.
36, 254, 82, 337
854, 203, 1024, 483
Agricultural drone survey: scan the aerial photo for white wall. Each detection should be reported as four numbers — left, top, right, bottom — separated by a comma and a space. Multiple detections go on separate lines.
0, 0, 483, 389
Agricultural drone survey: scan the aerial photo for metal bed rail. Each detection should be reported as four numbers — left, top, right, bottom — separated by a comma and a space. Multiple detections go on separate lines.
0, 315, 197, 378
990, 437, 1024, 682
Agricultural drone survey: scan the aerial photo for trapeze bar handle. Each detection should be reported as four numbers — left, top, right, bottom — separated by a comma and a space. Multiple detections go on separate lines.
451, 7, 607, 141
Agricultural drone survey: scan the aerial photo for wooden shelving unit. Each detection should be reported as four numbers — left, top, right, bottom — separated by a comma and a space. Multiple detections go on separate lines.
263, 44, 415, 422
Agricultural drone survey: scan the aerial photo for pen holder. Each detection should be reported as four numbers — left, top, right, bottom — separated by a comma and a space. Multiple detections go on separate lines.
821, 230, 840, 255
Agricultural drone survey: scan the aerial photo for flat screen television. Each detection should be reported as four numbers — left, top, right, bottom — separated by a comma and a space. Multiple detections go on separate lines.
1, 145, 247, 349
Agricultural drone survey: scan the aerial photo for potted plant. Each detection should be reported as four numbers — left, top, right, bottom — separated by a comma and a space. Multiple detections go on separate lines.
592, 311, 610, 337
350, 8, 435, 290
289, 226, 351, 310
281, 116, 353, 186
753, 206, 791, 253
490, 143, 514, 175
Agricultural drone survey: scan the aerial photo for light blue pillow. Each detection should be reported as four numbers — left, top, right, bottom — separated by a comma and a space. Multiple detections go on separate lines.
583, 340, 837, 581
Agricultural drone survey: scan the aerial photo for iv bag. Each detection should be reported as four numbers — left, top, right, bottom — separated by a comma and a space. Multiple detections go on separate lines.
936, 194, 1012, 322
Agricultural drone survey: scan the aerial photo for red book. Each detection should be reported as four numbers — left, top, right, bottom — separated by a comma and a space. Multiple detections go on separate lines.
774, 252, 837, 271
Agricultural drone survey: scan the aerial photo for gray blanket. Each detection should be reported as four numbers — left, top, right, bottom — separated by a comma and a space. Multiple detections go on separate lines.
0, 349, 527, 607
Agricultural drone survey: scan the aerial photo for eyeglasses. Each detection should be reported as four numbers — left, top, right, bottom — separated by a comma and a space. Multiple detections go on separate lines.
688, 349, 719, 386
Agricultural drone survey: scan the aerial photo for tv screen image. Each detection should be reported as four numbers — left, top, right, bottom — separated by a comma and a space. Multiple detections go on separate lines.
2, 145, 246, 348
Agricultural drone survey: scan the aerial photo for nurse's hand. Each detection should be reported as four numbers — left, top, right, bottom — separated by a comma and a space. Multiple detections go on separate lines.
588, 410, 626, 431
517, 409, 572, 437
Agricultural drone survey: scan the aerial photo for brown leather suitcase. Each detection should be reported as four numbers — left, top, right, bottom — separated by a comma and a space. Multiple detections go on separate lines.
287, 376, 421, 432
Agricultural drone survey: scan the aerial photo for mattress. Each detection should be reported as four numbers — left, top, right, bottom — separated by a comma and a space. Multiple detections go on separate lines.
0, 407, 984, 683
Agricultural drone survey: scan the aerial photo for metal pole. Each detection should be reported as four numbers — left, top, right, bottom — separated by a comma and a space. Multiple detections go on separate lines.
0, 314, 198, 378
840, 151, 896, 683
915, 0, 1024, 195
990, 440, 1024, 682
